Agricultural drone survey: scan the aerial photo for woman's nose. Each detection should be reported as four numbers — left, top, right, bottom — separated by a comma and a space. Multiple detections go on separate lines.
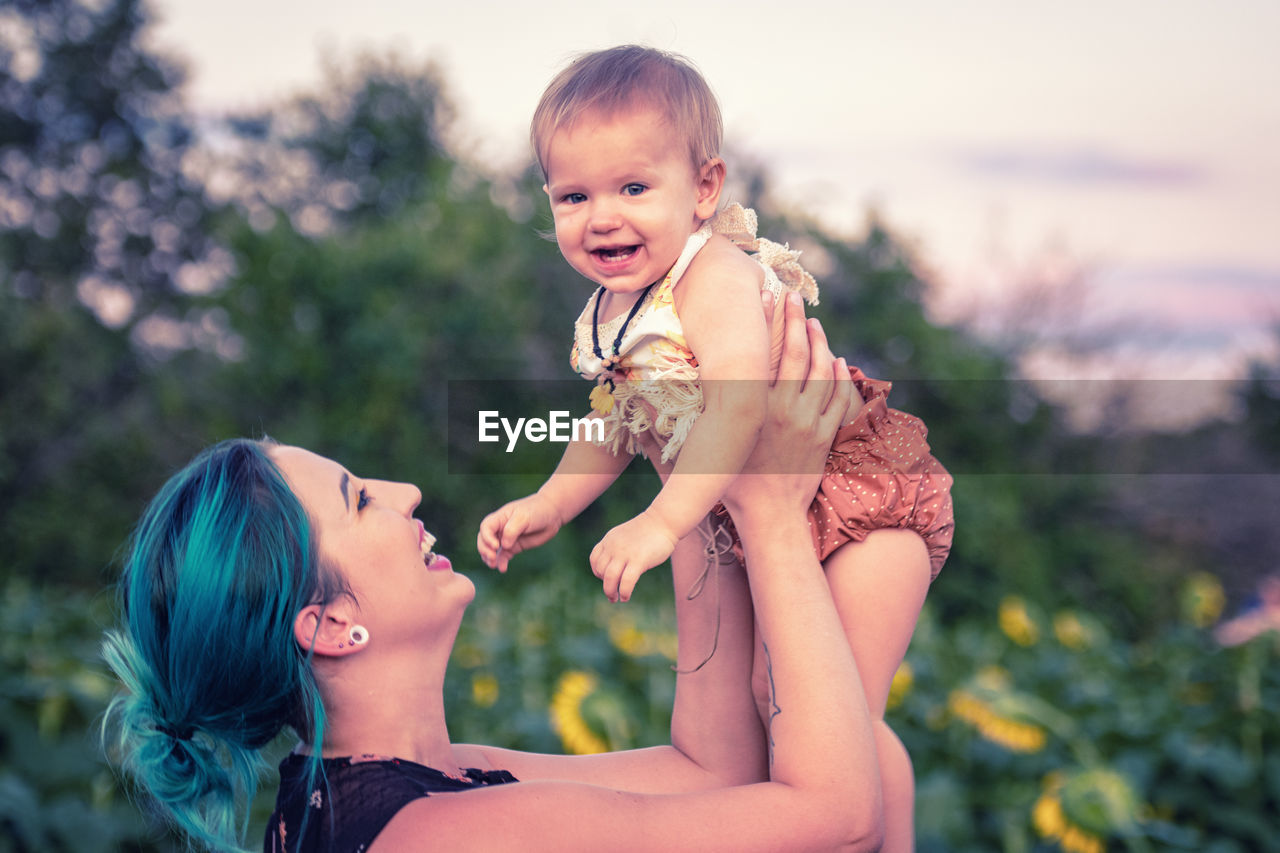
375, 480, 421, 515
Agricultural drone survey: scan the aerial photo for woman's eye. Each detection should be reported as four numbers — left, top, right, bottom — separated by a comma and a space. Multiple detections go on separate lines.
357, 488, 371, 511
623, 183, 646, 196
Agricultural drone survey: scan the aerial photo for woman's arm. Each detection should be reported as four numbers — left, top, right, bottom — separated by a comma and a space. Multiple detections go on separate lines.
383, 295, 882, 852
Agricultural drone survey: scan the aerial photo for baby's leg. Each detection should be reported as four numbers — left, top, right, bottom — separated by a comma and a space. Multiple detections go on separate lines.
752, 528, 930, 852
826, 529, 931, 853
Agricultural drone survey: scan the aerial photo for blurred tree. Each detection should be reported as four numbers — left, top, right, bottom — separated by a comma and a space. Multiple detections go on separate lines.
213, 52, 456, 234
196, 61, 618, 550
0, 0, 225, 586
1238, 342, 1280, 463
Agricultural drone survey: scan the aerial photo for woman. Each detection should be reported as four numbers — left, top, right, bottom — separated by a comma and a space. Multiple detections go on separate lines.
102, 295, 884, 852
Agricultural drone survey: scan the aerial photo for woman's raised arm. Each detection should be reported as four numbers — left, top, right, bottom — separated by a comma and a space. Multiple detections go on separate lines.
377, 294, 883, 852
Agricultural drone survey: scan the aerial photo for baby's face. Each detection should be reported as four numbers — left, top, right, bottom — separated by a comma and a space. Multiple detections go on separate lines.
543, 106, 718, 300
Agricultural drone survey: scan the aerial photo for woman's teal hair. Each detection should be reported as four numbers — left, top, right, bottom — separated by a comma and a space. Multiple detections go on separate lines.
101, 438, 345, 851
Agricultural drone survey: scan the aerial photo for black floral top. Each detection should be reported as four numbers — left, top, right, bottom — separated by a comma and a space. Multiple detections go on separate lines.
265, 753, 518, 852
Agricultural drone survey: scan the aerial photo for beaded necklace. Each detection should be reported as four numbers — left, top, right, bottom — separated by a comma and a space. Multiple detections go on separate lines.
591, 281, 658, 368
588, 280, 658, 413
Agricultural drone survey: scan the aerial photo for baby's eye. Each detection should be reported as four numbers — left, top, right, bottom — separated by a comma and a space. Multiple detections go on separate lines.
623, 183, 647, 196
562, 192, 587, 204
357, 487, 371, 511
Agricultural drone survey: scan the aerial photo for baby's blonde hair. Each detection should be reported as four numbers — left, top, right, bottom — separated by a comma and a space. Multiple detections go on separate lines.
531, 45, 723, 179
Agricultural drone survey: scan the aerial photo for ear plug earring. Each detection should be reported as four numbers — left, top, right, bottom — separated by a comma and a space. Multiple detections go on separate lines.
348, 625, 369, 646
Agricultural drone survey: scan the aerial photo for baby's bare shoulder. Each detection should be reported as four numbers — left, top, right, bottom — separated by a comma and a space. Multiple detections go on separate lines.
686, 233, 764, 293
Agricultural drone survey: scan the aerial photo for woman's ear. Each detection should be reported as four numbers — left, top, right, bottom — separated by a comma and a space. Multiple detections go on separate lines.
294, 604, 362, 657
695, 158, 726, 220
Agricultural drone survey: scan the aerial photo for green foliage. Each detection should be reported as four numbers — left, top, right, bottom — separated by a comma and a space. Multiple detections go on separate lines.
0, 578, 177, 851
0, 0, 222, 586
10, 559, 1275, 850
893, 588, 1280, 852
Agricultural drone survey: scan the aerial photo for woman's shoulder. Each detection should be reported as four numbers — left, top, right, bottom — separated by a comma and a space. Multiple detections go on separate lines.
271, 753, 518, 852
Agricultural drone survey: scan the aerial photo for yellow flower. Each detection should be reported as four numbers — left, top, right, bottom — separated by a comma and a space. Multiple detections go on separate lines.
1053, 611, 1090, 650
470, 672, 499, 708
975, 665, 1011, 689
589, 383, 615, 415
886, 661, 913, 710
999, 595, 1040, 646
947, 688, 1046, 753
608, 612, 677, 661
1033, 768, 1142, 853
1033, 777, 1103, 853
1182, 571, 1225, 628
550, 671, 609, 755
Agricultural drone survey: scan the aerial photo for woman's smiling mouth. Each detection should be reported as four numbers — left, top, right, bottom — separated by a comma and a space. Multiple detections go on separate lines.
418, 522, 451, 570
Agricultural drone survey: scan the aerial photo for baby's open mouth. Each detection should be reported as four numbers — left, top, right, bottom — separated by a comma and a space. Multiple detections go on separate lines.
594, 245, 638, 262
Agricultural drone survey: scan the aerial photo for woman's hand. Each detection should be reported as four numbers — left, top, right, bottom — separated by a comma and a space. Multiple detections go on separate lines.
722, 292, 851, 521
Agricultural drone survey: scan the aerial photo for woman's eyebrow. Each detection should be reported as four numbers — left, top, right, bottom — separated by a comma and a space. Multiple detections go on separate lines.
339, 472, 350, 512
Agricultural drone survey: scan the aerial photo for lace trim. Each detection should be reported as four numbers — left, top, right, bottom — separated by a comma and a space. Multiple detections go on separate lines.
574, 204, 820, 461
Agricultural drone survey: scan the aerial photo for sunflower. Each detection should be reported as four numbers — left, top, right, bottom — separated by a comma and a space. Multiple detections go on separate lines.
886, 661, 913, 710
1052, 611, 1091, 650
607, 611, 677, 661
948, 688, 1047, 753
1032, 768, 1143, 853
1182, 571, 1225, 628
549, 671, 609, 755
470, 672, 499, 708
998, 595, 1040, 646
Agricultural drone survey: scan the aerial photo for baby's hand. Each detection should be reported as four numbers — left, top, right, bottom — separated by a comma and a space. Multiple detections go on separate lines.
590, 511, 680, 602
477, 493, 564, 572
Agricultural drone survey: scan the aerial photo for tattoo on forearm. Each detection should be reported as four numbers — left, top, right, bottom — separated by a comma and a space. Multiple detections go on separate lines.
762, 641, 782, 766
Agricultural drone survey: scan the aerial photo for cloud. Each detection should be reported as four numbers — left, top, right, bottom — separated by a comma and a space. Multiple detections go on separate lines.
1103, 264, 1280, 292
1095, 263, 1280, 335
957, 146, 1207, 187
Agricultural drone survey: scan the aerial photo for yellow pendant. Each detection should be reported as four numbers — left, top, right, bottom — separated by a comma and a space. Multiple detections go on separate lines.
589, 383, 615, 415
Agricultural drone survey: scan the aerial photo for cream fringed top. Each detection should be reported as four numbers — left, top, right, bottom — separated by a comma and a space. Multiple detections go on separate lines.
569, 204, 819, 463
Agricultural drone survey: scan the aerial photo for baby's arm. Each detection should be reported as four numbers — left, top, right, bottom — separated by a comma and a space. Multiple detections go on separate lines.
478, 415, 632, 572
591, 236, 770, 601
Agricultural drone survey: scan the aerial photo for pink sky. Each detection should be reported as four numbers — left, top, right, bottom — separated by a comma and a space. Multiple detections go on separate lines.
152, 0, 1280, 381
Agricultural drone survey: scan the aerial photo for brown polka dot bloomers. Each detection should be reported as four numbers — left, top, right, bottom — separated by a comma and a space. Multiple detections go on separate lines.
811, 366, 953, 579
717, 365, 954, 580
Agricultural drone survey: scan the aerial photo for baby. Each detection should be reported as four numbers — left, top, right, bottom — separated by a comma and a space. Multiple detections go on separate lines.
478, 45, 955, 851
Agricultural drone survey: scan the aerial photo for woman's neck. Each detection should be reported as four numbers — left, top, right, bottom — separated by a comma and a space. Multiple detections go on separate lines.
315, 652, 461, 773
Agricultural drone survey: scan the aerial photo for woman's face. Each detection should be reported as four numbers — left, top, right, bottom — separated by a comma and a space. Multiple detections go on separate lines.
271, 446, 475, 645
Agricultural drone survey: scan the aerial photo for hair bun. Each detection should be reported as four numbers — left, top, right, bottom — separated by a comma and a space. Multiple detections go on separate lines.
156, 722, 195, 741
